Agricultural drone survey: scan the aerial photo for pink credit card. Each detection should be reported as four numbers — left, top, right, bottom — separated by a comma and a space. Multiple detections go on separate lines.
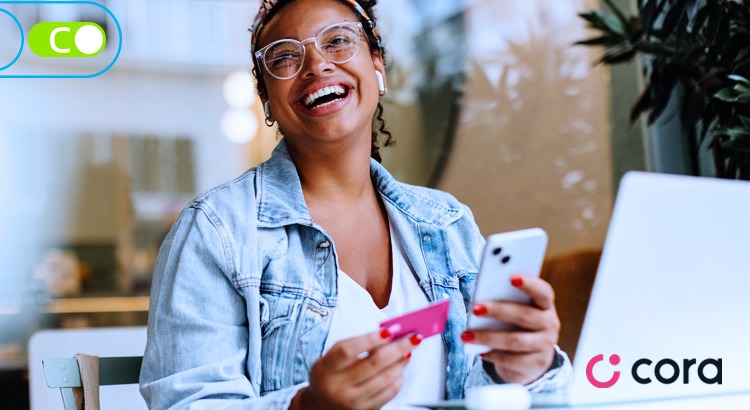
379, 299, 450, 342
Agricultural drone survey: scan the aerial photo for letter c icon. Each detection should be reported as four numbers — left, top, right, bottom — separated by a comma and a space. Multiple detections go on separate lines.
50, 27, 71, 53
586, 353, 621, 388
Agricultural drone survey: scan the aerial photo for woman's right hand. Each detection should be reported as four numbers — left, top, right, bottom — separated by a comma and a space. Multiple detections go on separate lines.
291, 329, 423, 410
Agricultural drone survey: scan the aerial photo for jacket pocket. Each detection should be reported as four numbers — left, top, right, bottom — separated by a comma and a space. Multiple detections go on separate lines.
258, 293, 300, 393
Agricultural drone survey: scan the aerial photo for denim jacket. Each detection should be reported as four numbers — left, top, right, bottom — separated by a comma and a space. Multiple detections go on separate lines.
140, 140, 570, 409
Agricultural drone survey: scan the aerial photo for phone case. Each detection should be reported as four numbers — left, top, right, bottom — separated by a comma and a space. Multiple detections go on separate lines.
466, 228, 548, 354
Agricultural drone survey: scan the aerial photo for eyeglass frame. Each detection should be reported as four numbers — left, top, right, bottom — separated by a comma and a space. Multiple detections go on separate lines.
254, 22, 366, 80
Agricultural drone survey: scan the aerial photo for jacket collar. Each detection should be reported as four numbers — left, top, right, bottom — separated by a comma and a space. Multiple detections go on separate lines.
256, 140, 462, 228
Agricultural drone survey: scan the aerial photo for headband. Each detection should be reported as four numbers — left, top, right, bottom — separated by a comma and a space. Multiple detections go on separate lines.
250, 0, 383, 54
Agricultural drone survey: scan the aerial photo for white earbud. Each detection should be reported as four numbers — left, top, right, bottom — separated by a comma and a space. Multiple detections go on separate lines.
375, 70, 386, 96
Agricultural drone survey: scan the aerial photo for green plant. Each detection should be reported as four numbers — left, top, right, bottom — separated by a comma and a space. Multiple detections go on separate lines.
576, 0, 750, 179
712, 74, 750, 176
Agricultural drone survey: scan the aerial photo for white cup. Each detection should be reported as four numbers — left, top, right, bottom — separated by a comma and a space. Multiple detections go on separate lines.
465, 384, 532, 410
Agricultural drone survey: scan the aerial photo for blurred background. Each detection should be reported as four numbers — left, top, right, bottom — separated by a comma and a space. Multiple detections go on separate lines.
0, 0, 649, 407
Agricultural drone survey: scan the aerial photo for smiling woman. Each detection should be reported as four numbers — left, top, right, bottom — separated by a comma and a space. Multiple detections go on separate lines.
138, 0, 571, 409
251, 0, 389, 161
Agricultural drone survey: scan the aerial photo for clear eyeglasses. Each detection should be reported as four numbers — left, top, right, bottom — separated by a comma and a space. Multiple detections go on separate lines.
254, 22, 364, 80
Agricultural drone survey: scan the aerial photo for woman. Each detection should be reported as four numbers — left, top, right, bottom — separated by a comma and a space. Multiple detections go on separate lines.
140, 0, 571, 408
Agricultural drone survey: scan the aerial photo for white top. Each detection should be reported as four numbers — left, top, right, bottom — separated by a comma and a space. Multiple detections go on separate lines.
323, 226, 447, 408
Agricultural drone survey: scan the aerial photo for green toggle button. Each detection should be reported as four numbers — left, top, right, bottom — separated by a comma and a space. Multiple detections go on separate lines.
29, 22, 106, 57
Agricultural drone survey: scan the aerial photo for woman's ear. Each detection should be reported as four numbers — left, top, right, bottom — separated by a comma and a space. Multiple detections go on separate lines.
372, 51, 387, 95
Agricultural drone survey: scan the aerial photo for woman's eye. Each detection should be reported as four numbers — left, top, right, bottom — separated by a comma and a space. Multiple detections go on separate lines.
324, 36, 353, 48
270, 53, 298, 68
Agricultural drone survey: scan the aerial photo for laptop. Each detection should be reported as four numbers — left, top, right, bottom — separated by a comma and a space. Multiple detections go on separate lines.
420, 171, 750, 408
537, 170, 750, 407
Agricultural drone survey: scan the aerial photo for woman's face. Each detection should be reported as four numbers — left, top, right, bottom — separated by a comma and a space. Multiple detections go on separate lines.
256, 0, 385, 149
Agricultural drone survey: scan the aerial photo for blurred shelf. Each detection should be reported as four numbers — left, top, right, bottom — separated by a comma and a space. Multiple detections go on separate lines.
44, 296, 150, 314
0, 344, 25, 371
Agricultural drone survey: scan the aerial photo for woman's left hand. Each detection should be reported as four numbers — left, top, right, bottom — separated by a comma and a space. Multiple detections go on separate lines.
462, 274, 560, 385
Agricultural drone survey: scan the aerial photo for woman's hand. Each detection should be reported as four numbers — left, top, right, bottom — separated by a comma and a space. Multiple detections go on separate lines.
462, 274, 561, 385
291, 329, 423, 410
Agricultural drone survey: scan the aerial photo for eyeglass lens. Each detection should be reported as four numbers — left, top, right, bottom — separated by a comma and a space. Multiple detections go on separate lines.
263, 24, 361, 79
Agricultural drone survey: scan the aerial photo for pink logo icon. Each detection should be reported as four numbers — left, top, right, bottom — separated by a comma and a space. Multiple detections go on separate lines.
586, 353, 621, 388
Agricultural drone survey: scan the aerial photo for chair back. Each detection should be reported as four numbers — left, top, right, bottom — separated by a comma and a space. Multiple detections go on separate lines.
28, 327, 147, 410
42, 356, 143, 410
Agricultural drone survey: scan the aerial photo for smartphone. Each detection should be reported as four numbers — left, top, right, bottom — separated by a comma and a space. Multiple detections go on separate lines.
379, 299, 450, 342
465, 228, 548, 355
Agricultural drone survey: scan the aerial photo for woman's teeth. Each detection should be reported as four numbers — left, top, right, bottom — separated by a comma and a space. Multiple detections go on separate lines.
303, 85, 347, 108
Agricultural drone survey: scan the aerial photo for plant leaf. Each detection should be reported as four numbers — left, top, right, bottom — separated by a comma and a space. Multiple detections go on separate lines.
660, 2, 687, 37
601, 12, 629, 36
636, 41, 678, 55
602, 0, 632, 35
735, 54, 750, 71
578, 12, 607, 32
574, 35, 620, 46
674, 6, 691, 51
734, 49, 750, 65
693, 5, 710, 35
714, 88, 737, 102
631, 86, 654, 122
734, 84, 750, 95
727, 74, 750, 86
642, 0, 668, 36
722, 136, 750, 152
601, 48, 637, 64
703, 0, 723, 46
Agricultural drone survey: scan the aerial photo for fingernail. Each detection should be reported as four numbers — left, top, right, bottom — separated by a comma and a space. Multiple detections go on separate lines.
409, 334, 423, 346
405, 352, 412, 360
479, 353, 487, 358
510, 276, 523, 287
472, 304, 488, 316
380, 329, 391, 340
461, 331, 475, 343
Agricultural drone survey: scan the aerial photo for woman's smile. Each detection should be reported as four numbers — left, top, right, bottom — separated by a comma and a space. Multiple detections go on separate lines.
296, 79, 355, 117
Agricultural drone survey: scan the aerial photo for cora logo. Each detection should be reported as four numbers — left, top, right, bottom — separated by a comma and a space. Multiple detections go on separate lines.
586, 354, 722, 388
586, 353, 621, 388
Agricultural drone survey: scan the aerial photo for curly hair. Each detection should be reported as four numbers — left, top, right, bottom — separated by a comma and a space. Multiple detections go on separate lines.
251, 0, 394, 162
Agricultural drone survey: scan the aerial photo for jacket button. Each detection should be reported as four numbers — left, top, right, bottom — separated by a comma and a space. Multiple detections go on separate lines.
423, 235, 430, 242
318, 241, 331, 248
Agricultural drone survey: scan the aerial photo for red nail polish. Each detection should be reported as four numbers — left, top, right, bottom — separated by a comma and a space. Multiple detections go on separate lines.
472, 304, 488, 316
405, 352, 412, 360
380, 329, 391, 340
479, 353, 487, 358
511, 276, 523, 287
461, 331, 475, 343
409, 334, 423, 346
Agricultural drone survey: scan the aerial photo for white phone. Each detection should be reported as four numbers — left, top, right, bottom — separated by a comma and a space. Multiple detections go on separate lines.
465, 228, 548, 355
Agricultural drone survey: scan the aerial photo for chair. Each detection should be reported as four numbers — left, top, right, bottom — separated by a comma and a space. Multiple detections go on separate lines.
540, 249, 602, 362
42, 356, 143, 410
28, 327, 147, 410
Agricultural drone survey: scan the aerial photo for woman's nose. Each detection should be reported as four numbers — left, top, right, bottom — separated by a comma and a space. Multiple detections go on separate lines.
300, 41, 335, 78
